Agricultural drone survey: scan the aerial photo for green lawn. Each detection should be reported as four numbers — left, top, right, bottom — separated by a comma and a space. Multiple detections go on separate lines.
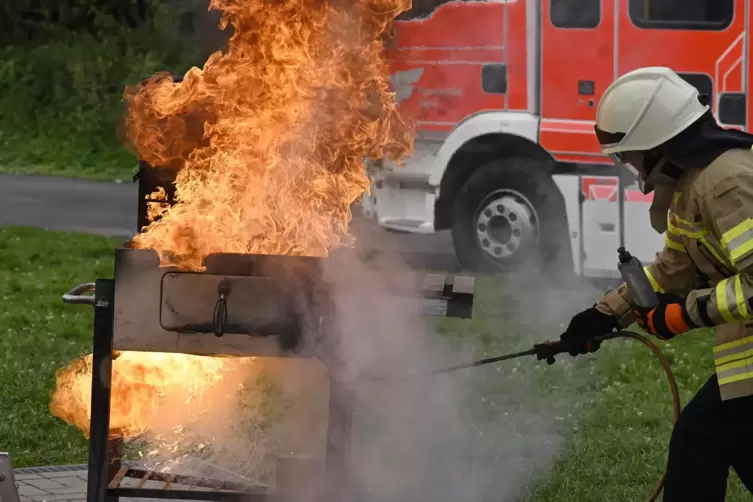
0, 226, 122, 466
0, 224, 749, 500
0, 141, 138, 182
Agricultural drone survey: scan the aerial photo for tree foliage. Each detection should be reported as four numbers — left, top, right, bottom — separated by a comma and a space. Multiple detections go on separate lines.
0, 0, 223, 178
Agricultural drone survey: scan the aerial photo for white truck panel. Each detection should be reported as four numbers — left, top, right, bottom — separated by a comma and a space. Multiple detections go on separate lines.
371, 181, 436, 233
623, 188, 665, 266
580, 176, 621, 279
429, 111, 541, 187
552, 174, 582, 276
362, 143, 442, 232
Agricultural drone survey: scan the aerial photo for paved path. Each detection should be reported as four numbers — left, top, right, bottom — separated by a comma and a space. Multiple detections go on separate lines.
0, 173, 459, 270
12, 464, 229, 502
14, 465, 88, 502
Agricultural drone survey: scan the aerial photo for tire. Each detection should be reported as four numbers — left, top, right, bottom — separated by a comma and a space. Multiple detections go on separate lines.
450, 158, 572, 275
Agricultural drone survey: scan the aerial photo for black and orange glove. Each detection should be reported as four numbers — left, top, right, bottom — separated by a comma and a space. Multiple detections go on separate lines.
633, 292, 696, 341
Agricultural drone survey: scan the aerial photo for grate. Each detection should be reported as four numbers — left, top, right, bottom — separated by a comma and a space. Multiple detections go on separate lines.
106, 466, 271, 501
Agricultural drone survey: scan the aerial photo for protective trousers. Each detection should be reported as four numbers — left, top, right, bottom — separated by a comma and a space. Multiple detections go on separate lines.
663, 374, 753, 501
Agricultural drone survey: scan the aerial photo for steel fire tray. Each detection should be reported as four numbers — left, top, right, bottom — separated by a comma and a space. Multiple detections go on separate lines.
107, 465, 270, 502
113, 248, 325, 356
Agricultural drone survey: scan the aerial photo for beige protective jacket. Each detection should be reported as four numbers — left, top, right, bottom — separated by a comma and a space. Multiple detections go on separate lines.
597, 148, 753, 401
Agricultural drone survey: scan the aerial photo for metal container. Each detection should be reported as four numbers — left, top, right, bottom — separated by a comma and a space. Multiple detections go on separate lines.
112, 247, 326, 356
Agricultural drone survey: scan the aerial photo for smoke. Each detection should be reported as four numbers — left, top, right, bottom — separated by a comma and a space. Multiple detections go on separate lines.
117, 238, 610, 501
316, 245, 607, 502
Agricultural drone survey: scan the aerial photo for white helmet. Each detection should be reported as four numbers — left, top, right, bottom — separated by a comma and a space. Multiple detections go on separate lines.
594, 67, 710, 192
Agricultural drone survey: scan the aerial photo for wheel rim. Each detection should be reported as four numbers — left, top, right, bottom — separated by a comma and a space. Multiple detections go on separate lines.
473, 189, 539, 265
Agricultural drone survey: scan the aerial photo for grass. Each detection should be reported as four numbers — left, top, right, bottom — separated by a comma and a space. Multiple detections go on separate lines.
0, 226, 123, 466
521, 333, 752, 501
0, 224, 750, 500
0, 140, 138, 182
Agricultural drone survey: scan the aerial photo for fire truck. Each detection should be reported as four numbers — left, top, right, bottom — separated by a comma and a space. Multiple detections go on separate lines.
360, 0, 746, 278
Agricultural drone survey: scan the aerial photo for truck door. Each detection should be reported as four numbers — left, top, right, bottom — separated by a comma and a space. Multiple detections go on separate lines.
539, 0, 614, 163
618, 0, 742, 128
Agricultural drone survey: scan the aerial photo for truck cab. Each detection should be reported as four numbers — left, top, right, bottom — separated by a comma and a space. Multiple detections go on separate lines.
362, 0, 746, 278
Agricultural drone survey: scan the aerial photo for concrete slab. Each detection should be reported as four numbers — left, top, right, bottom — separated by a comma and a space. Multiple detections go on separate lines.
12, 465, 262, 502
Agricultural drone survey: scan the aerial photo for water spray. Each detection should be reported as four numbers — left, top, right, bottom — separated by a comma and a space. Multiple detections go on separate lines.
368, 248, 678, 502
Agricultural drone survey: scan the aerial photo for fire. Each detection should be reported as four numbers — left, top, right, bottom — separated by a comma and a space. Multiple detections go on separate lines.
50, 352, 228, 439
51, 0, 413, 440
123, 0, 414, 270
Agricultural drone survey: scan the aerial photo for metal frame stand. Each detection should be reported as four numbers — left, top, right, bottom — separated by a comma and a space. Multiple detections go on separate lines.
0, 452, 20, 502
75, 279, 352, 502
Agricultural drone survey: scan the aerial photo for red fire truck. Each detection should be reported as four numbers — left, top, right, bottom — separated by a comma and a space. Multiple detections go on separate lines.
360, 0, 746, 278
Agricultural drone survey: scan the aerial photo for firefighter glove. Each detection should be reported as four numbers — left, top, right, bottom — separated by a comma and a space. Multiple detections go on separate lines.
559, 306, 620, 356
633, 292, 695, 341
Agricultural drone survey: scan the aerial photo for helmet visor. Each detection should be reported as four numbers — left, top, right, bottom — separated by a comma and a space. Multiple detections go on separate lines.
609, 152, 648, 192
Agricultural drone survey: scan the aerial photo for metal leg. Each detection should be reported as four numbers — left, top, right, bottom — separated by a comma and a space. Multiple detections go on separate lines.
106, 438, 123, 502
86, 279, 115, 502
322, 375, 353, 502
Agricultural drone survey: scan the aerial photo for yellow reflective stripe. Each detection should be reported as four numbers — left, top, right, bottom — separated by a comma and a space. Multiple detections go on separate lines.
714, 276, 750, 323
672, 213, 698, 228
735, 274, 750, 319
644, 266, 664, 293
715, 335, 753, 354
719, 369, 753, 386
664, 233, 686, 252
731, 240, 753, 263
700, 236, 733, 268
716, 347, 753, 366
667, 218, 707, 239
716, 278, 737, 323
720, 218, 753, 264
673, 192, 681, 204
717, 353, 753, 386
721, 218, 753, 247
716, 354, 753, 373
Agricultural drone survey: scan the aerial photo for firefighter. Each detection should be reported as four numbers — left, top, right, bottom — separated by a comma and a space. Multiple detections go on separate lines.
559, 66, 753, 501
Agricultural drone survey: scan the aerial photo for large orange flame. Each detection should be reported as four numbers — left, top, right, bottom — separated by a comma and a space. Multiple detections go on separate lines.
50, 352, 229, 439
50, 0, 413, 441
125, 0, 414, 270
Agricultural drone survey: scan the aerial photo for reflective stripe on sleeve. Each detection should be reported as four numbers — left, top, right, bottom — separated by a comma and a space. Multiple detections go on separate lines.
669, 214, 734, 269
668, 214, 707, 239
714, 276, 750, 323
721, 218, 753, 265
644, 266, 664, 293
664, 231, 686, 253
735, 274, 750, 319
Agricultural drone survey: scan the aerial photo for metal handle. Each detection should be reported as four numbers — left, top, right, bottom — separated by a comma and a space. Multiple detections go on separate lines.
63, 283, 96, 305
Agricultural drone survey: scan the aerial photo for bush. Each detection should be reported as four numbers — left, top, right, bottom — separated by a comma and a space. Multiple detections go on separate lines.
0, 0, 213, 179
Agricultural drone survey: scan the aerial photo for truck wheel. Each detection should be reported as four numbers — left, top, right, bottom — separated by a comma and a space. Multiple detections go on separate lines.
450, 158, 571, 274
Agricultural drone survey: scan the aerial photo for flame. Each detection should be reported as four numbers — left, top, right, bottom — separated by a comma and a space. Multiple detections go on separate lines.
124, 0, 414, 270
50, 352, 229, 439
51, 0, 413, 439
